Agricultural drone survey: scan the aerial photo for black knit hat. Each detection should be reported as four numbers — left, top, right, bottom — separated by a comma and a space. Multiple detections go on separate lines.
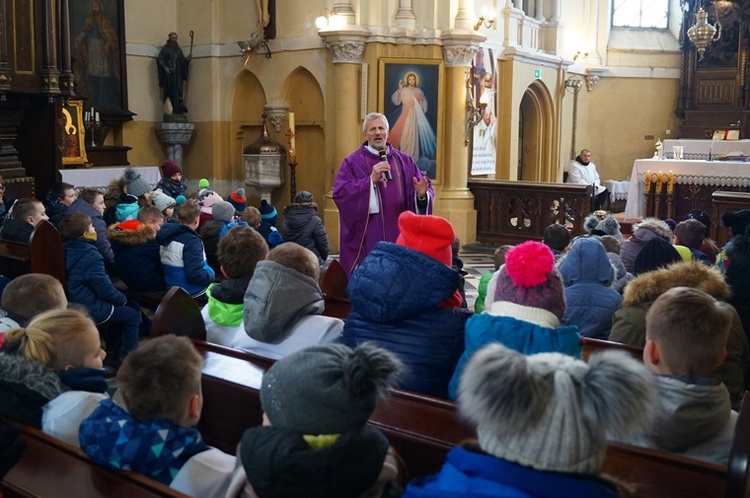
633, 237, 682, 275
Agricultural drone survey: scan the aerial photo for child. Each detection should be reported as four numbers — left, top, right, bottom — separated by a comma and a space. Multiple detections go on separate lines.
200, 200, 243, 274
61, 213, 142, 363
558, 238, 621, 339
68, 188, 115, 269
449, 241, 581, 400
202, 226, 268, 347
405, 343, 655, 497
43, 181, 76, 227
0, 308, 109, 446
674, 219, 712, 264
0, 274, 68, 334
0, 198, 48, 242
113, 168, 152, 222
197, 190, 223, 231
625, 287, 736, 465
280, 190, 330, 265
228, 343, 403, 497
235, 242, 343, 358
342, 212, 471, 399
155, 159, 187, 199
156, 199, 215, 299
226, 187, 247, 214
599, 235, 633, 293
151, 190, 177, 224
543, 223, 570, 260
243, 205, 282, 248
108, 213, 166, 293
79, 335, 235, 496
474, 245, 512, 313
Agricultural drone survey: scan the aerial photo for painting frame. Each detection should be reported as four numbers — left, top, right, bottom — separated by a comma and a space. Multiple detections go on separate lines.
69, 0, 130, 116
378, 58, 444, 183
60, 100, 88, 166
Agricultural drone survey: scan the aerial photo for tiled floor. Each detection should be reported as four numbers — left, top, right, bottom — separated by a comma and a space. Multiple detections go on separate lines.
458, 252, 497, 309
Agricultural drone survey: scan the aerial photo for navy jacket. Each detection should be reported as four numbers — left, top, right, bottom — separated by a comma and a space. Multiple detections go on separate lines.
108, 222, 165, 292
280, 204, 330, 264
65, 238, 126, 323
156, 223, 214, 297
68, 197, 115, 267
341, 242, 471, 399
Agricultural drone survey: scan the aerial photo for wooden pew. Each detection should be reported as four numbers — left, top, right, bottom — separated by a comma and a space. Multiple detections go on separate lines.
726, 391, 750, 497
0, 220, 65, 284
151, 286, 207, 340
0, 421, 189, 498
581, 337, 644, 362
319, 257, 351, 319
192, 339, 733, 497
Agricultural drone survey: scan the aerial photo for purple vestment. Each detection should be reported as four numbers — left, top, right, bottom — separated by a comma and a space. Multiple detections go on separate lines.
333, 142, 434, 276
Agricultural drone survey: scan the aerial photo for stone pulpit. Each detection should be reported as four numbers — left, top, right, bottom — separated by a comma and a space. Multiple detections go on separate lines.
244, 115, 286, 202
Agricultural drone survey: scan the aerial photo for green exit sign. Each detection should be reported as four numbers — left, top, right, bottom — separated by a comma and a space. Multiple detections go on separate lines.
534, 69, 543, 79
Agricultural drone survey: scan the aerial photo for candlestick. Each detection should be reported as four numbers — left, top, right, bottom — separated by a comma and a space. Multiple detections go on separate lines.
95, 112, 100, 123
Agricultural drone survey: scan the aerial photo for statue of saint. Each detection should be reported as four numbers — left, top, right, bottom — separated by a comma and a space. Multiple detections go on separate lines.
157, 32, 191, 116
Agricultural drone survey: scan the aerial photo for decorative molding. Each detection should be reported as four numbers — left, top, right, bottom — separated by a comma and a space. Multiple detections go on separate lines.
264, 103, 289, 132
441, 32, 486, 67
586, 74, 600, 91
318, 28, 370, 64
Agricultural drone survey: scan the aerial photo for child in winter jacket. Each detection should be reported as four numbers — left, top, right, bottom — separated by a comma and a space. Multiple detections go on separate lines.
0, 308, 109, 446
280, 191, 330, 265
80, 335, 235, 497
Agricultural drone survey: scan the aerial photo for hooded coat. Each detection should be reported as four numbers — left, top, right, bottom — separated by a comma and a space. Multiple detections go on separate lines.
341, 242, 472, 399
236, 261, 342, 359
0, 354, 67, 428
625, 375, 737, 466
609, 260, 749, 410
280, 203, 330, 265
558, 238, 622, 339
108, 222, 165, 292
620, 218, 673, 274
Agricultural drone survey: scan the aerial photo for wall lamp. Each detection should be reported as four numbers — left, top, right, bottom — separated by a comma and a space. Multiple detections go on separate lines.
474, 8, 497, 30
465, 69, 489, 146
315, 8, 346, 30
565, 76, 583, 92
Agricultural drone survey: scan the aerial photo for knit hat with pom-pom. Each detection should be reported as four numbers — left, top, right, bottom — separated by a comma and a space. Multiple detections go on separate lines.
227, 188, 247, 213
457, 343, 655, 474
122, 168, 151, 198
260, 343, 402, 434
493, 241, 566, 323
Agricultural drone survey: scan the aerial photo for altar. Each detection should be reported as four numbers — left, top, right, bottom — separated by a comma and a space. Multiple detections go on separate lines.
662, 139, 750, 160
624, 158, 750, 220
61, 166, 161, 192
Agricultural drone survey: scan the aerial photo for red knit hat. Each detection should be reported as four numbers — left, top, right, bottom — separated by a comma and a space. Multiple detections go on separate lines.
160, 159, 182, 178
396, 211, 455, 267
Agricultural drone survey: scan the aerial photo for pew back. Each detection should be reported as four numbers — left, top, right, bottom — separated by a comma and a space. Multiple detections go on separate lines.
0, 220, 65, 284
319, 257, 351, 319
151, 286, 207, 340
581, 337, 644, 362
0, 421, 189, 498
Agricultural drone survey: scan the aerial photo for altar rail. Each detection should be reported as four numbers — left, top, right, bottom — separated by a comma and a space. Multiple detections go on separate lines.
468, 180, 593, 245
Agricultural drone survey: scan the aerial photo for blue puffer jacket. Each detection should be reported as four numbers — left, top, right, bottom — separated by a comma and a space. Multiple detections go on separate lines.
558, 238, 622, 339
341, 242, 472, 399
448, 313, 581, 399
404, 447, 619, 498
65, 238, 127, 323
108, 222, 165, 292
156, 223, 215, 297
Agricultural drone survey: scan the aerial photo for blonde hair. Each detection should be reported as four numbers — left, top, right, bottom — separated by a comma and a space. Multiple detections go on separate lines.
4, 308, 97, 370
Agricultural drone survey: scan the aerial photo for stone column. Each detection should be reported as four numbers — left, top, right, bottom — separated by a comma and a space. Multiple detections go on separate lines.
395, 0, 417, 30
156, 122, 195, 169
317, 28, 369, 251
439, 32, 486, 245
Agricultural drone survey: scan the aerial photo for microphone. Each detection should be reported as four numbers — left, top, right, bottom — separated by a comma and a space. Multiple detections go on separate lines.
378, 149, 392, 181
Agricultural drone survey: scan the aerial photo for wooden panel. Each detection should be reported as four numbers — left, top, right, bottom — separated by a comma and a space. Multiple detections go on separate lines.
697, 78, 737, 106
711, 191, 750, 246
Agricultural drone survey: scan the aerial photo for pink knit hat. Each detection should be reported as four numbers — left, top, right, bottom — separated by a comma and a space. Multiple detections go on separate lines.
494, 241, 566, 321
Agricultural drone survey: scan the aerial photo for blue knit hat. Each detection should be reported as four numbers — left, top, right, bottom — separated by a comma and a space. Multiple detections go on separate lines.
227, 188, 247, 213
259, 199, 278, 225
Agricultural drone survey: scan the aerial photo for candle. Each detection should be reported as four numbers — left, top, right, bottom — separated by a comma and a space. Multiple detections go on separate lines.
289, 112, 296, 155
85, 111, 90, 123
95, 112, 100, 123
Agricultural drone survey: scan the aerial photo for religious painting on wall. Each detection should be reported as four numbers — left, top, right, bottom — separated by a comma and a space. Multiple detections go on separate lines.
471, 47, 497, 176
60, 100, 88, 166
378, 58, 444, 181
69, 0, 129, 113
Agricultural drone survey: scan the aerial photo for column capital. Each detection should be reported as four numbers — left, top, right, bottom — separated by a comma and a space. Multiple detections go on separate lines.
318, 28, 370, 64
264, 102, 290, 132
441, 32, 486, 67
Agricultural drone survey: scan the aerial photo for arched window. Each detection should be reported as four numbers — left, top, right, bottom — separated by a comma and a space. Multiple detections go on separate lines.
612, 0, 669, 28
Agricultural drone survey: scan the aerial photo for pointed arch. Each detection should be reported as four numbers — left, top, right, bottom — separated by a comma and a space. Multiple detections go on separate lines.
518, 79, 556, 182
